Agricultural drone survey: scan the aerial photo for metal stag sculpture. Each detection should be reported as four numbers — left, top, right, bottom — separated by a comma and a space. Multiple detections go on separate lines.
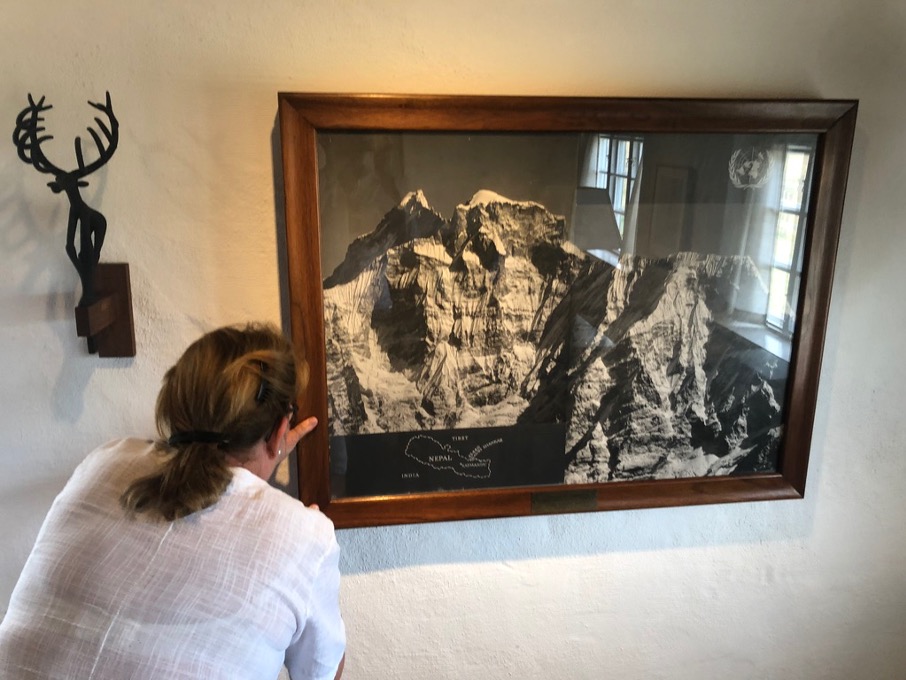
13, 92, 119, 306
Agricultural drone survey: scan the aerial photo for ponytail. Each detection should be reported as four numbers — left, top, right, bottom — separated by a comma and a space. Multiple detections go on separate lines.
121, 323, 302, 520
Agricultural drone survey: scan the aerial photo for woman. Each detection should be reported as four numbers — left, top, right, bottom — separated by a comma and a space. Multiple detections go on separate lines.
0, 323, 346, 680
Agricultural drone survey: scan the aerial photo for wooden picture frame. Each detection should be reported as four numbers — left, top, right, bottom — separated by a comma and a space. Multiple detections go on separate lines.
277, 93, 857, 528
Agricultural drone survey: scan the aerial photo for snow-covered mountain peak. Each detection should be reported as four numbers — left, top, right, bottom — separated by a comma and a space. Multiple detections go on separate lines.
399, 189, 431, 211
464, 190, 539, 209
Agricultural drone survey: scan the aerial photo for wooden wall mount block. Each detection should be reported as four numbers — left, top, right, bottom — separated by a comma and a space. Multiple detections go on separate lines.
73, 263, 136, 358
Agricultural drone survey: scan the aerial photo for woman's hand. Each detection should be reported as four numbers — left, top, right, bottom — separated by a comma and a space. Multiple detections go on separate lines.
275, 415, 322, 507
285, 416, 318, 451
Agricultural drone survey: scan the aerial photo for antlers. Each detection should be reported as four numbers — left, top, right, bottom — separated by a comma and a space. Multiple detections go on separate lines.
13, 91, 118, 182
13, 94, 57, 174
78, 92, 118, 175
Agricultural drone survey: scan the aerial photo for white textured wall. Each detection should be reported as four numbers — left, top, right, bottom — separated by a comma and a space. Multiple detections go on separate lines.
1, 2, 904, 678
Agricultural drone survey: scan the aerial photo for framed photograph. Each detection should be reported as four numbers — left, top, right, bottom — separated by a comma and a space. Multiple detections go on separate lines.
277, 94, 857, 527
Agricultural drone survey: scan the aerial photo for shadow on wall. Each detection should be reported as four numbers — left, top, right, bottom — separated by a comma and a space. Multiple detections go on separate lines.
2, 114, 135, 422
336, 494, 816, 576
270, 117, 292, 335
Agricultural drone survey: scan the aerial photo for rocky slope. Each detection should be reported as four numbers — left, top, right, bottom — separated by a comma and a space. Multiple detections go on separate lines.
322, 190, 785, 481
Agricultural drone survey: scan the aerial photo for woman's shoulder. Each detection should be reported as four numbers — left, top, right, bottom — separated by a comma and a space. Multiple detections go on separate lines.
77, 437, 161, 474
61, 438, 162, 496
226, 469, 338, 546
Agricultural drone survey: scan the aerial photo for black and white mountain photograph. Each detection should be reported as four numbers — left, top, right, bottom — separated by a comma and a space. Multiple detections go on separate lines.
314, 131, 814, 496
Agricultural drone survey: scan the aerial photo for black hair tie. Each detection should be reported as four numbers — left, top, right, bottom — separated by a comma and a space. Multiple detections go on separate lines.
167, 431, 230, 448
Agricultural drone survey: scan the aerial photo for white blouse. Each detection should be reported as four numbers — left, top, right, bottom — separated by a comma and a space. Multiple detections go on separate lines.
0, 438, 346, 680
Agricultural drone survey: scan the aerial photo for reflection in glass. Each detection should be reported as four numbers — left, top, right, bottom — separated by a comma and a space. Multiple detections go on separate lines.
773, 213, 798, 269
767, 146, 813, 334
584, 134, 643, 234
314, 130, 820, 497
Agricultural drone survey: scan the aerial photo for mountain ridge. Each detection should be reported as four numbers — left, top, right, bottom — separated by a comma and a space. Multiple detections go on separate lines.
323, 191, 785, 481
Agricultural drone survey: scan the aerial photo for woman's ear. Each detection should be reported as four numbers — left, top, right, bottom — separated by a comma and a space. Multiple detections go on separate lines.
265, 415, 291, 459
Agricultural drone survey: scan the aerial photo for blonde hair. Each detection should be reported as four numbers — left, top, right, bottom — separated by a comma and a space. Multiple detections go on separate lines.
121, 323, 305, 520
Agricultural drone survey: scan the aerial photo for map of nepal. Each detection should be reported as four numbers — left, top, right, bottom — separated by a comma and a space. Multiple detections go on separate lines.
404, 435, 497, 479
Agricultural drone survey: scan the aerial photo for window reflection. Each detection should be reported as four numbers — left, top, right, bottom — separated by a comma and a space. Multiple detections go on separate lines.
582, 134, 643, 235
594, 133, 819, 358
767, 147, 812, 334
